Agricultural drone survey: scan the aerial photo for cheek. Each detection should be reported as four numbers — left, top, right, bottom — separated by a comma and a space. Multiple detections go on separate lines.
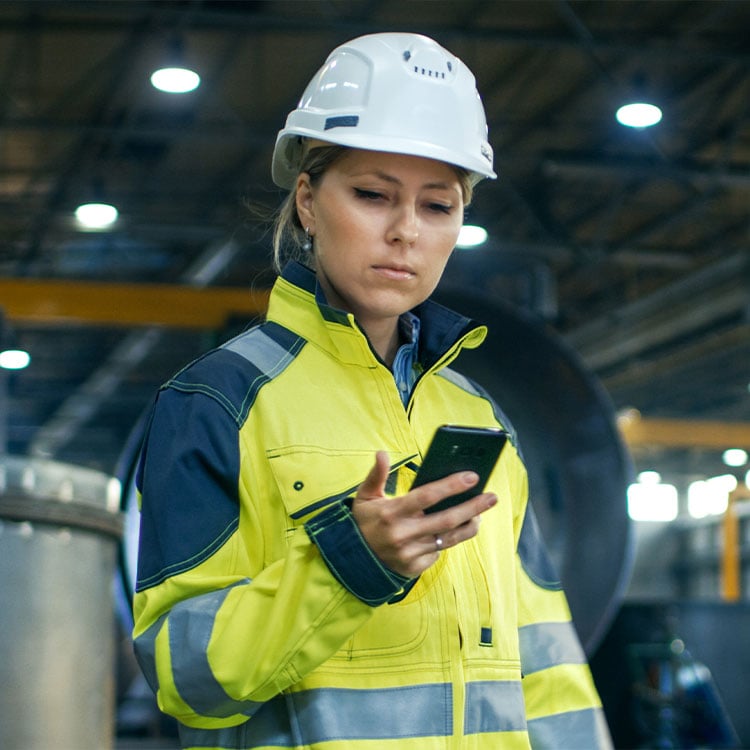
316, 204, 364, 248
434, 229, 460, 265
422, 246, 454, 290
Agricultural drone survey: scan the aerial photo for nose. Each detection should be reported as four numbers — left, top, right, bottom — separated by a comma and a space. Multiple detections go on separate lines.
387, 205, 419, 246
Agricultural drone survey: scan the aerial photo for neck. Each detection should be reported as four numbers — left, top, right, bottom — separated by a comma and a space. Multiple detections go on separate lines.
361, 318, 400, 367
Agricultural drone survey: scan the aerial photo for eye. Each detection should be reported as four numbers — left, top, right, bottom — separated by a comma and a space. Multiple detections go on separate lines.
426, 202, 453, 215
354, 188, 385, 201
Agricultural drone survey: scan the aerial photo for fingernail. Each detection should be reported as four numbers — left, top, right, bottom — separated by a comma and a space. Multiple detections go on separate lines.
487, 494, 498, 506
462, 471, 479, 484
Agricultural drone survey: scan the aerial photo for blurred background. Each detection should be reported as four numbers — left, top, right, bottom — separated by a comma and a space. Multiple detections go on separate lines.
0, 1, 748, 748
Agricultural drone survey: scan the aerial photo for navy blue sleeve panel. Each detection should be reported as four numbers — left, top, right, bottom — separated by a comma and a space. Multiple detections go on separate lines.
517, 501, 562, 591
304, 501, 413, 607
135, 385, 241, 592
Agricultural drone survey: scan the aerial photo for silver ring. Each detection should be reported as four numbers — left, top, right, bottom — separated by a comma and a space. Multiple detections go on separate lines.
435, 536, 444, 550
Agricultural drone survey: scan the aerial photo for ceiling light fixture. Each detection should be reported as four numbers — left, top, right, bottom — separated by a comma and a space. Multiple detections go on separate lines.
75, 202, 119, 230
616, 101, 662, 128
456, 224, 488, 248
687, 474, 736, 519
723, 448, 748, 467
150, 36, 200, 94
637, 470, 661, 484
0, 348, 31, 370
627, 480, 678, 522
150, 66, 201, 94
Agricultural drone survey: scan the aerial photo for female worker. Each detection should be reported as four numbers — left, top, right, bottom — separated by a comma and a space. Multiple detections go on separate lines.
132, 32, 612, 749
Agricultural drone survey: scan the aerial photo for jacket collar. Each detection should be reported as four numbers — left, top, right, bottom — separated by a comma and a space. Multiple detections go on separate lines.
267, 261, 487, 369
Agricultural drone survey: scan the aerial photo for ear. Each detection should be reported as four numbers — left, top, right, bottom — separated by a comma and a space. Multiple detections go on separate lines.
295, 173, 316, 233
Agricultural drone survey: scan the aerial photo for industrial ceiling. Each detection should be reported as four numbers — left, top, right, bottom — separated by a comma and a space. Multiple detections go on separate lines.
1, 0, 749, 482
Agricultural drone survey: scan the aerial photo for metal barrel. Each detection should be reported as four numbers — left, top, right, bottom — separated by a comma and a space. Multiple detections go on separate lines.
0, 455, 123, 750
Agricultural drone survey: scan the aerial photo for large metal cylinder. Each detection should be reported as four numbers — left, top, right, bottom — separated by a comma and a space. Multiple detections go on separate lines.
0, 455, 123, 750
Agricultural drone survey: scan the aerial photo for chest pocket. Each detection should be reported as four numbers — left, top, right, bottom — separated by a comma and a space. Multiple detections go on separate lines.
266, 446, 376, 522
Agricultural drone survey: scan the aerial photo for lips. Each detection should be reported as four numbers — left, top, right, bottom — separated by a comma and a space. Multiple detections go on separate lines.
372, 264, 416, 280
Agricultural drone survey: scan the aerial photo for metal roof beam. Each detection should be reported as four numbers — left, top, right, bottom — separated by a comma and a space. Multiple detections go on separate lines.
542, 155, 750, 190
565, 252, 749, 369
1, 7, 748, 64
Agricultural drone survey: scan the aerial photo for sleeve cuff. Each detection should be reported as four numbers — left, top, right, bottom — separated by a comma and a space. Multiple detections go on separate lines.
304, 501, 414, 606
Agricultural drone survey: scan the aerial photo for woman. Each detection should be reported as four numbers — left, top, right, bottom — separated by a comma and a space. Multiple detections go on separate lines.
133, 33, 612, 749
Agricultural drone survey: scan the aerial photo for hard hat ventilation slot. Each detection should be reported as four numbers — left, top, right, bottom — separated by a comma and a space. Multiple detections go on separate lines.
413, 66, 446, 79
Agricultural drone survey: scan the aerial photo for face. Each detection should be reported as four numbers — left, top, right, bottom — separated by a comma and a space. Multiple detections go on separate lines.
295, 149, 464, 334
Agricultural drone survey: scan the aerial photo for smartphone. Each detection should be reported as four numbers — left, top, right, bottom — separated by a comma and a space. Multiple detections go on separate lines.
412, 425, 508, 514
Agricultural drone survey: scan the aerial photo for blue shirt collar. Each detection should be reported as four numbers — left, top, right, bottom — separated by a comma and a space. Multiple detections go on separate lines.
392, 312, 421, 406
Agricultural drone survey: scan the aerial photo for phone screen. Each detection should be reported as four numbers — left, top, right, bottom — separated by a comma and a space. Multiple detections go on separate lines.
412, 425, 507, 514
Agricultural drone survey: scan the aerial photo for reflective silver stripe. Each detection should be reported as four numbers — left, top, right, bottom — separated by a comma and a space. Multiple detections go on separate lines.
289, 684, 453, 742
169, 581, 263, 718
527, 707, 613, 749
182, 684, 453, 746
436, 367, 481, 396
179, 694, 293, 748
464, 680, 526, 734
518, 620, 586, 676
224, 328, 293, 374
133, 613, 167, 694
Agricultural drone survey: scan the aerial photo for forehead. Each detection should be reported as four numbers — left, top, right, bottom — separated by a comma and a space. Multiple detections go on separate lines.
332, 148, 462, 188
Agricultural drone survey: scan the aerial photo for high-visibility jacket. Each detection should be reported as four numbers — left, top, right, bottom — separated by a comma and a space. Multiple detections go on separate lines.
133, 261, 612, 750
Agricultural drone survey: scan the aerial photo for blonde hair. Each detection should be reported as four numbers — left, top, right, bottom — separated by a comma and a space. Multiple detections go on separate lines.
271, 141, 474, 273
272, 143, 348, 272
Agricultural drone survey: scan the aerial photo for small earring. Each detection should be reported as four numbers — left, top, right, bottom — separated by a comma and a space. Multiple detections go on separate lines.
301, 227, 313, 252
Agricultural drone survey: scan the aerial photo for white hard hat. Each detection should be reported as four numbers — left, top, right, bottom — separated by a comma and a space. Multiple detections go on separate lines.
272, 32, 496, 189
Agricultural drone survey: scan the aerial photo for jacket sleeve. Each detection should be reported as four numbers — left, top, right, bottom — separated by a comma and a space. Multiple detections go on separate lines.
514, 491, 613, 749
131, 387, 400, 730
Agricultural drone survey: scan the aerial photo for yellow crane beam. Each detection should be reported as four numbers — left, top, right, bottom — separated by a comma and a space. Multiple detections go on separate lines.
618, 410, 750, 449
0, 278, 270, 329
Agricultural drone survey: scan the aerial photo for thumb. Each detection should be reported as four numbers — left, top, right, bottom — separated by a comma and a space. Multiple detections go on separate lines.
356, 451, 390, 501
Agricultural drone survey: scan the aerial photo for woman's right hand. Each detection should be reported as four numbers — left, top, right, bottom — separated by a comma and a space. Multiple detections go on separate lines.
350, 451, 498, 579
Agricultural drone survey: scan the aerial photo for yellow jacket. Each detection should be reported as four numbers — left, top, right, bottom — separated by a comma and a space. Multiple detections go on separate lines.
133, 262, 611, 749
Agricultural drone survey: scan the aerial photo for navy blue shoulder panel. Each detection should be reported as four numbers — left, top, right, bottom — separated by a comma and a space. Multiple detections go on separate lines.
134, 321, 305, 591
167, 320, 306, 427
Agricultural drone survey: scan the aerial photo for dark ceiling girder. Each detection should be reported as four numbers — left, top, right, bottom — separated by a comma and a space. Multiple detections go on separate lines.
542, 155, 750, 189
602, 324, 750, 393
1, 117, 270, 144
1, 5, 748, 64
565, 252, 749, 370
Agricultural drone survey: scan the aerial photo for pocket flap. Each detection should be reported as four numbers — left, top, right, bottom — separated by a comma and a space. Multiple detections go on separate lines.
266, 446, 413, 519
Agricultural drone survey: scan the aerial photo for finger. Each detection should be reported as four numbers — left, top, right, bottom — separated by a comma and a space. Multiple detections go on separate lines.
434, 492, 497, 527
422, 492, 497, 546
409, 470, 480, 513
429, 515, 483, 552
356, 450, 390, 501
